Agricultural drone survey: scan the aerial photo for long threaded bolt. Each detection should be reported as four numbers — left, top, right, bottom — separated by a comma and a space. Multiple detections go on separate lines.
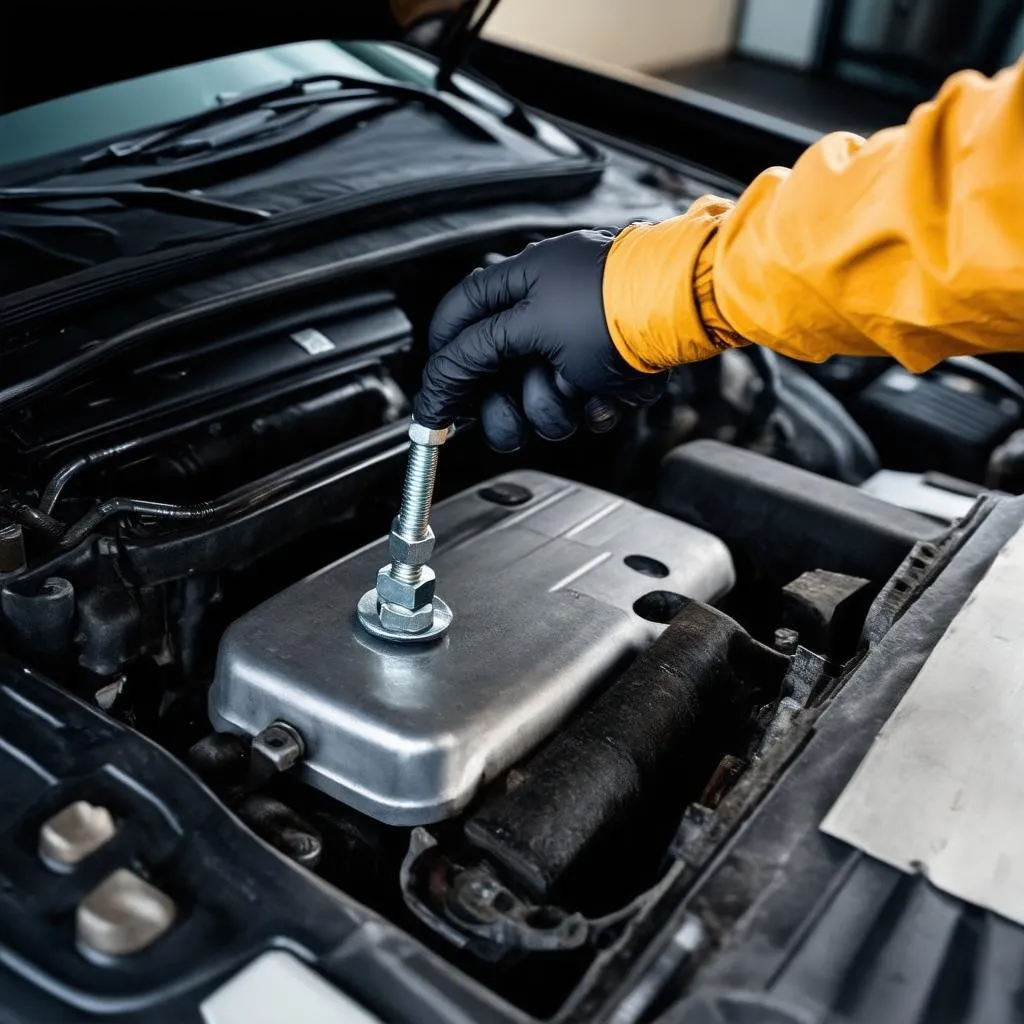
391, 441, 439, 585
357, 419, 454, 643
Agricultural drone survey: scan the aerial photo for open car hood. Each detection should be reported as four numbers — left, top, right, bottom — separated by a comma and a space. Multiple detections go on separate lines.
0, 0, 494, 115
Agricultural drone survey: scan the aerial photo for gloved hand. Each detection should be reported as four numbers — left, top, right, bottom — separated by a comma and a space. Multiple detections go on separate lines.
415, 229, 667, 451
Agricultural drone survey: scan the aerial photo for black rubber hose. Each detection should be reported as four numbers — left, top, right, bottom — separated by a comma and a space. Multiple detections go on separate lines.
774, 363, 881, 484
39, 438, 143, 514
58, 497, 217, 550
56, 420, 414, 551
0, 492, 66, 538
38, 371, 404, 517
735, 345, 781, 444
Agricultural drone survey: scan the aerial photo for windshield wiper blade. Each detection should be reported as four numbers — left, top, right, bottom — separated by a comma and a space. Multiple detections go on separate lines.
78, 73, 493, 169
0, 185, 271, 224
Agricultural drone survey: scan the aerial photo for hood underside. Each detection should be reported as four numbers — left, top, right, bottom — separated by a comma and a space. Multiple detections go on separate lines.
0, 0, 481, 115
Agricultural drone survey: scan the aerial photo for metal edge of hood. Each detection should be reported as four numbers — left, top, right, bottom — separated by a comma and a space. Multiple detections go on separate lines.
822, 518, 1024, 927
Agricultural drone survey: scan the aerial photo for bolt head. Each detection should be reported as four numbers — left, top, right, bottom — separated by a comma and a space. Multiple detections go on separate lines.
376, 563, 436, 609
388, 521, 435, 566
252, 722, 305, 771
409, 421, 452, 446
378, 599, 434, 633
774, 627, 800, 655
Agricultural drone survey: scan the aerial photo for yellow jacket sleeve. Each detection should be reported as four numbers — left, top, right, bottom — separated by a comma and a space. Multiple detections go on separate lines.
603, 59, 1024, 374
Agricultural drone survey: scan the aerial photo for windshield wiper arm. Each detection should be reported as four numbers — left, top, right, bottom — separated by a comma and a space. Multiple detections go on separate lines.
0, 185, 271, 224
78, 73, 493, 169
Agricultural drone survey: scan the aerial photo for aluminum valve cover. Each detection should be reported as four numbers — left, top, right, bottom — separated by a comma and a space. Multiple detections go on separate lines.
208, 470, 735, 825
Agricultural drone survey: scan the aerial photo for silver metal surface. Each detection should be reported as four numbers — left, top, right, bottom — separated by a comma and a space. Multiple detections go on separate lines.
375, 563, 436, 608
407, 422, 452, 447
252, 721, 305, 772
394, 442, 437, 560
822, 523, 1024, 926
357, 590, 453, 643
210, 470, 735, 825
76, 869, 176, 955
361, 419, 451, 640
39, 800, 116, 867
289, 327, 336, 355
860, 469, 977, 523
387, 520, 435, 566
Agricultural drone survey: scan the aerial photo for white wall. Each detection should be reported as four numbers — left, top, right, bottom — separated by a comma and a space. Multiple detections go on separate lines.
736, 0, 828, 68
485, 0, 740, 72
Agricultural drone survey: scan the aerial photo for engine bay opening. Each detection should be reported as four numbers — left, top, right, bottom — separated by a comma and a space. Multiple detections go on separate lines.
0, 238, 1001, 1020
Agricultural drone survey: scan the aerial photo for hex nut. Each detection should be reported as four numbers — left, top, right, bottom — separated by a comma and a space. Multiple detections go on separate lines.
388, 522, 435, 566
408, 421, 451, 446
376, 564, 436, 610
252, 722, 305, 772
378, 599, 434, 633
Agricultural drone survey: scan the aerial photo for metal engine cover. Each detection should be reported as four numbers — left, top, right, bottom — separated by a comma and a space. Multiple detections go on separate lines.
208, 470, 734, 825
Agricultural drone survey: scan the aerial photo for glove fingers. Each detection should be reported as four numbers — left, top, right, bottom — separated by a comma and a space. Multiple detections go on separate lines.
480, 390, 527, 453
428, 254, 532, 354
417, 303, 533, 427
616, 373, 669, 408
522, 363, 578, 441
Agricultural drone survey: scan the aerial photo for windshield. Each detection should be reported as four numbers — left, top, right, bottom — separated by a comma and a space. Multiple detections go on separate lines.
0, 40, 489, 170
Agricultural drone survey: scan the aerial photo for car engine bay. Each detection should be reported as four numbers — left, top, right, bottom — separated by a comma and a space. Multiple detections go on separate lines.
2, 61, 1024, 1019
0, 231, 1014, 1013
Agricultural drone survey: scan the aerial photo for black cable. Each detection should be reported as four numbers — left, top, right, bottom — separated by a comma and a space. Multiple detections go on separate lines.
59, 497, 217, 550
735, 345, 781, 444
435, 0, 503, 93
56, 420, 412, 551
39, 438, 143, 514
0, 492, 66, 538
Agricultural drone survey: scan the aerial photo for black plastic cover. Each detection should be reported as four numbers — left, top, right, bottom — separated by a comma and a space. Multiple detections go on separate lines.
8, 291, 411, 469
658, 440, 946, 587
854, 366, 1020, 481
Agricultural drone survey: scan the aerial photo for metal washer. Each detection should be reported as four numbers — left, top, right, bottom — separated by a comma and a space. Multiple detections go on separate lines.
356, 589, 453, 643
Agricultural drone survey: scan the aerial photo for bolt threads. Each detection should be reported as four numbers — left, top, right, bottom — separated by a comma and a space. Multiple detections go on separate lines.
389, 442, 438, 585
397, 443, 438, 540
391, 562, 423, 585
360, 425, 453, 642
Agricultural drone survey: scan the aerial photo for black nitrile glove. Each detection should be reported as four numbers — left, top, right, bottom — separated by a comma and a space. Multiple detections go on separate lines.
415, 229, 667, 451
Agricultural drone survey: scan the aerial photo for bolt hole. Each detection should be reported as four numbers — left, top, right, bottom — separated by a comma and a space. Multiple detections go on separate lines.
624, 554, 670, 578
909, 557, 927, 570
633, 591, 689, 624
525, 907, 564, 929
478, 483, 532, 506
39, 577, 73, 600
894, 580, 910, 593
491, 891, 514, 913
266, 736, 285, 748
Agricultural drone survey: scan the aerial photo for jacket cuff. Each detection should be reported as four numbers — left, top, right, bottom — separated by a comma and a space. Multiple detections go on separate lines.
602, 197, 743, 373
